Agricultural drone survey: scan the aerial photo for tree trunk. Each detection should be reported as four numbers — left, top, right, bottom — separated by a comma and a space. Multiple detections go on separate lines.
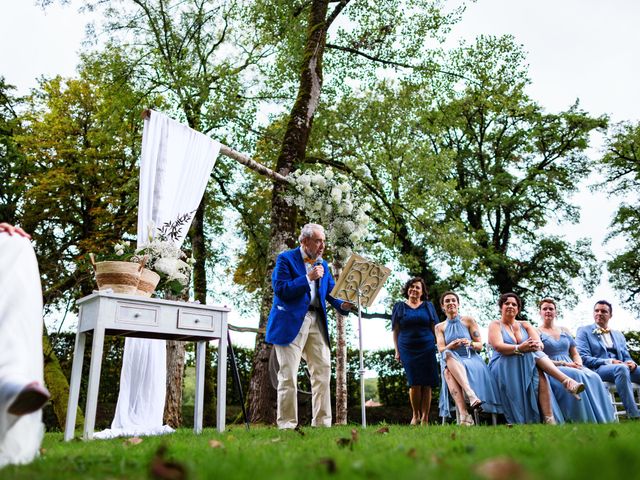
246, 0, 331, 424
42, 327, 83, 429
163, 339, 185, 427
332, 262, 348, 424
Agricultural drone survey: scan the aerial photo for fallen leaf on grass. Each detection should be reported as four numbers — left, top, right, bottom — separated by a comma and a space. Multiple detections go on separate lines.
336, 437, 352, 449
124, 437, 143, 445
609, 429, 618, 438
39, 448, 47, 455
375, 426, 389, 434
430, 453, 443, 466
450, 432, 456, 440
475, 457, 529, 480
149, 445, 187, 480
407, 448, 417, 459
209, 440, 224, 449
351, 429, 359, 443
271, 437, 281, 443
316, 457, 337, 474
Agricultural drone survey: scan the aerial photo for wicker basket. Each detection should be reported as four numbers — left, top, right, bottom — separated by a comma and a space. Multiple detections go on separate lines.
136, 268, 161, 297
94, 260, 142, 295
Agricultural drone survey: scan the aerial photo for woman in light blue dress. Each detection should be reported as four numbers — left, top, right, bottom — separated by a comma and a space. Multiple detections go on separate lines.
488, 293, 585, 424
436, 291, 501, 426
537, 298, 615, 423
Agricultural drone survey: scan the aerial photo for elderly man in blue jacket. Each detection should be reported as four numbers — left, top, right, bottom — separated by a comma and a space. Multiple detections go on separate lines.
576, 300, 640, 419
266, 223, 353, 429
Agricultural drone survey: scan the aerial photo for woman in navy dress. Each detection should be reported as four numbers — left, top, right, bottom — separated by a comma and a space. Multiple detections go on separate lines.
392, 277, 439, 425
488, 292, 585, 424
537, 298, 615, 423
436, 291, 501, 425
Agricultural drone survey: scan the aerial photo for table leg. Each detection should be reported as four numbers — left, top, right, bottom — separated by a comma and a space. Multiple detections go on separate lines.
83, 327, 105, 440
194, 340, 206, 434
64, 331, 86, 441
216, 332, 227, 432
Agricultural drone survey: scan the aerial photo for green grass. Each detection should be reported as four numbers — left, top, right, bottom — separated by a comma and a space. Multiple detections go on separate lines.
3, 422, 639, 479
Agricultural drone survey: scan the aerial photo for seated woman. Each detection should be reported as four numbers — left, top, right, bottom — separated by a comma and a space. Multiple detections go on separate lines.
537, 298, 615, 423
436, 291, 501, 426
392, 277, 439, 425
488, 292, 585, 424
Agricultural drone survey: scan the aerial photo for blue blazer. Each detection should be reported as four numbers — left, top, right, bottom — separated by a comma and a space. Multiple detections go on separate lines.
265, 247, 348, 346
576, 323, 632, 370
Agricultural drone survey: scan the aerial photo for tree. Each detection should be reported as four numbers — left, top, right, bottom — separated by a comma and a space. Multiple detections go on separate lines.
599, 122, 640, 315
307, 36, 605, 312
244, 0, 465, 425
0, 78, 28, 226
18, 49, 150, 310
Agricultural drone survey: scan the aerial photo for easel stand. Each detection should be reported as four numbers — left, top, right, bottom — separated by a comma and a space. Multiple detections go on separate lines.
331, 254, 391, 428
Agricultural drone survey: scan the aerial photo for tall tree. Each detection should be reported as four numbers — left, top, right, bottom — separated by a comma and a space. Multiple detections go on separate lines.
307, 36, 605, 311
599, 121, 640, 315
244, 0, 465, 424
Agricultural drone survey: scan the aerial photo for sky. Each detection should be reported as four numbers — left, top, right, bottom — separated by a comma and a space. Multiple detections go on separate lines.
1, 0, 640, 349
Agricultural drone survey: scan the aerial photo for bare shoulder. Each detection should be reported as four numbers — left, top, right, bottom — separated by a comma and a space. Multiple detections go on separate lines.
435, 321, 446, 331
461, 315, 477, 326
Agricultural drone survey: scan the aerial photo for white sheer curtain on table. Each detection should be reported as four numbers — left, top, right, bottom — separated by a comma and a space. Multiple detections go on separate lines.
95, 110, 220, 439
0, 235, 45, 467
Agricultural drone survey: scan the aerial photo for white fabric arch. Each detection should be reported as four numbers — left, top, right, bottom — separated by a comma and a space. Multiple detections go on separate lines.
95, 110, 220, 439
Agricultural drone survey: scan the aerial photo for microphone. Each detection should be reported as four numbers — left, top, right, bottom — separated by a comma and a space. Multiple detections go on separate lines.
313, 256, 323, 289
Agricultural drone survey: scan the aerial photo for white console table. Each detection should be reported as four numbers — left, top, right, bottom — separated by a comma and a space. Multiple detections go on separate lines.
64, 292, 229, 440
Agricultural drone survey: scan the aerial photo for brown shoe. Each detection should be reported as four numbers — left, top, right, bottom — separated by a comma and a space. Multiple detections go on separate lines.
8, 382, 50, 416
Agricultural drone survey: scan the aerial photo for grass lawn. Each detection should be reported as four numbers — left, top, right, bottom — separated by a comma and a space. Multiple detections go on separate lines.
3, 422, 639, 479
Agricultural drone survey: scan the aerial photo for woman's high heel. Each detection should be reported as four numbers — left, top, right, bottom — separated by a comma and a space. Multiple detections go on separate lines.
460, 413, 475, 426
466, 391, 484, 412
562, 378, 585, 400
543, 415, 557, 425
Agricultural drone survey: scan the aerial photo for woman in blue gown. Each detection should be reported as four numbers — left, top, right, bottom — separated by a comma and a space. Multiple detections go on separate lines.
392, 277, 439, 425
488, 292, 585, 424
537, 298, 615, 423
436, 291, 501, 426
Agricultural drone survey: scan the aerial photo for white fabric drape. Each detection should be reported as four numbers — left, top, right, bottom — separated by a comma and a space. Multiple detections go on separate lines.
96, 110, 220, 439
0, 235, 45, 467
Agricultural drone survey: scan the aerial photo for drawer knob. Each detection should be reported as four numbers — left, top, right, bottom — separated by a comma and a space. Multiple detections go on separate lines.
134, 313, 140, 318
194, 318, 200, 323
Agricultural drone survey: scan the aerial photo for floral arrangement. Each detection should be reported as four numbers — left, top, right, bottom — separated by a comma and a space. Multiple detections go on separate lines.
132, 236, 195, 295
286, 167, 370, 263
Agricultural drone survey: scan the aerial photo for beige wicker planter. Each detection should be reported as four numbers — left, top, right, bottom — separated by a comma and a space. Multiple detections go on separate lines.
94, 261, 142, 295
136, 268, 161, 297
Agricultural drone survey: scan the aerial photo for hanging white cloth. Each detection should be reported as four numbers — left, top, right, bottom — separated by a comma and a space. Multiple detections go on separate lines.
0, 235, 45, 467
95, 110, 220, 439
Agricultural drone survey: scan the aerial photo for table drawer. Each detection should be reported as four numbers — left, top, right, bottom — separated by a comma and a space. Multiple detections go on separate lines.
177, 309, 218, 332
115, 303, 159, 327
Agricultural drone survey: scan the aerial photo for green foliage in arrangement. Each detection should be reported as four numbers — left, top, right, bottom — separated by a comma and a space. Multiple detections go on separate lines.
5, 424, 640, 480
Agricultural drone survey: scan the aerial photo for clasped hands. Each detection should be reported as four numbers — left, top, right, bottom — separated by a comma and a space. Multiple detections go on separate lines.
516, 338, 543, 353
449, 338, 472, 349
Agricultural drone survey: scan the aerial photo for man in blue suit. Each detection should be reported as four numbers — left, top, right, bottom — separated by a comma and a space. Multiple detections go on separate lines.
266, 223, 353, 429
576, 300, 640, 419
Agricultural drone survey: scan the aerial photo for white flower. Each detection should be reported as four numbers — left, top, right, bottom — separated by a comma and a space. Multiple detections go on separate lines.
342, 201, 353, 215
304, 186, 313, 196
325, 168, 334, 180
298, 174, 311, 187
324, 203, 333, 215
313, 200, 323, 212
330, 187, 342, 204
349, 232, 361, 243
338, 182, 351, 193
342, 220, 356, 233
312, 174, 326, 188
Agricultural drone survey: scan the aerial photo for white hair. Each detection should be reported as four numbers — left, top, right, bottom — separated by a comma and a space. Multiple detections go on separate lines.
298, 223, 325, 243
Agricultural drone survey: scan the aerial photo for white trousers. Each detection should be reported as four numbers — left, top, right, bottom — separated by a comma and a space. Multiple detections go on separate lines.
0, 235, 45, 467
275, 312, 331, 429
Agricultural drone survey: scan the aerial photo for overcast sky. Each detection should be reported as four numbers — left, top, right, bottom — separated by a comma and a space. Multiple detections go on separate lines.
2, 0, 639, 349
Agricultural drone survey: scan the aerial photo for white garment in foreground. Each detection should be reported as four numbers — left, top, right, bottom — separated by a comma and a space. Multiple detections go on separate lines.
0, 235, 45, 467
103, 110, 220, 439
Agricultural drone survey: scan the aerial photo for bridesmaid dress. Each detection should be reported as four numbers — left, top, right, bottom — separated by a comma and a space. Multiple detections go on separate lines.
488, 323, 564, 424
540, 331, 615, 423
438, 315, 502, 418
